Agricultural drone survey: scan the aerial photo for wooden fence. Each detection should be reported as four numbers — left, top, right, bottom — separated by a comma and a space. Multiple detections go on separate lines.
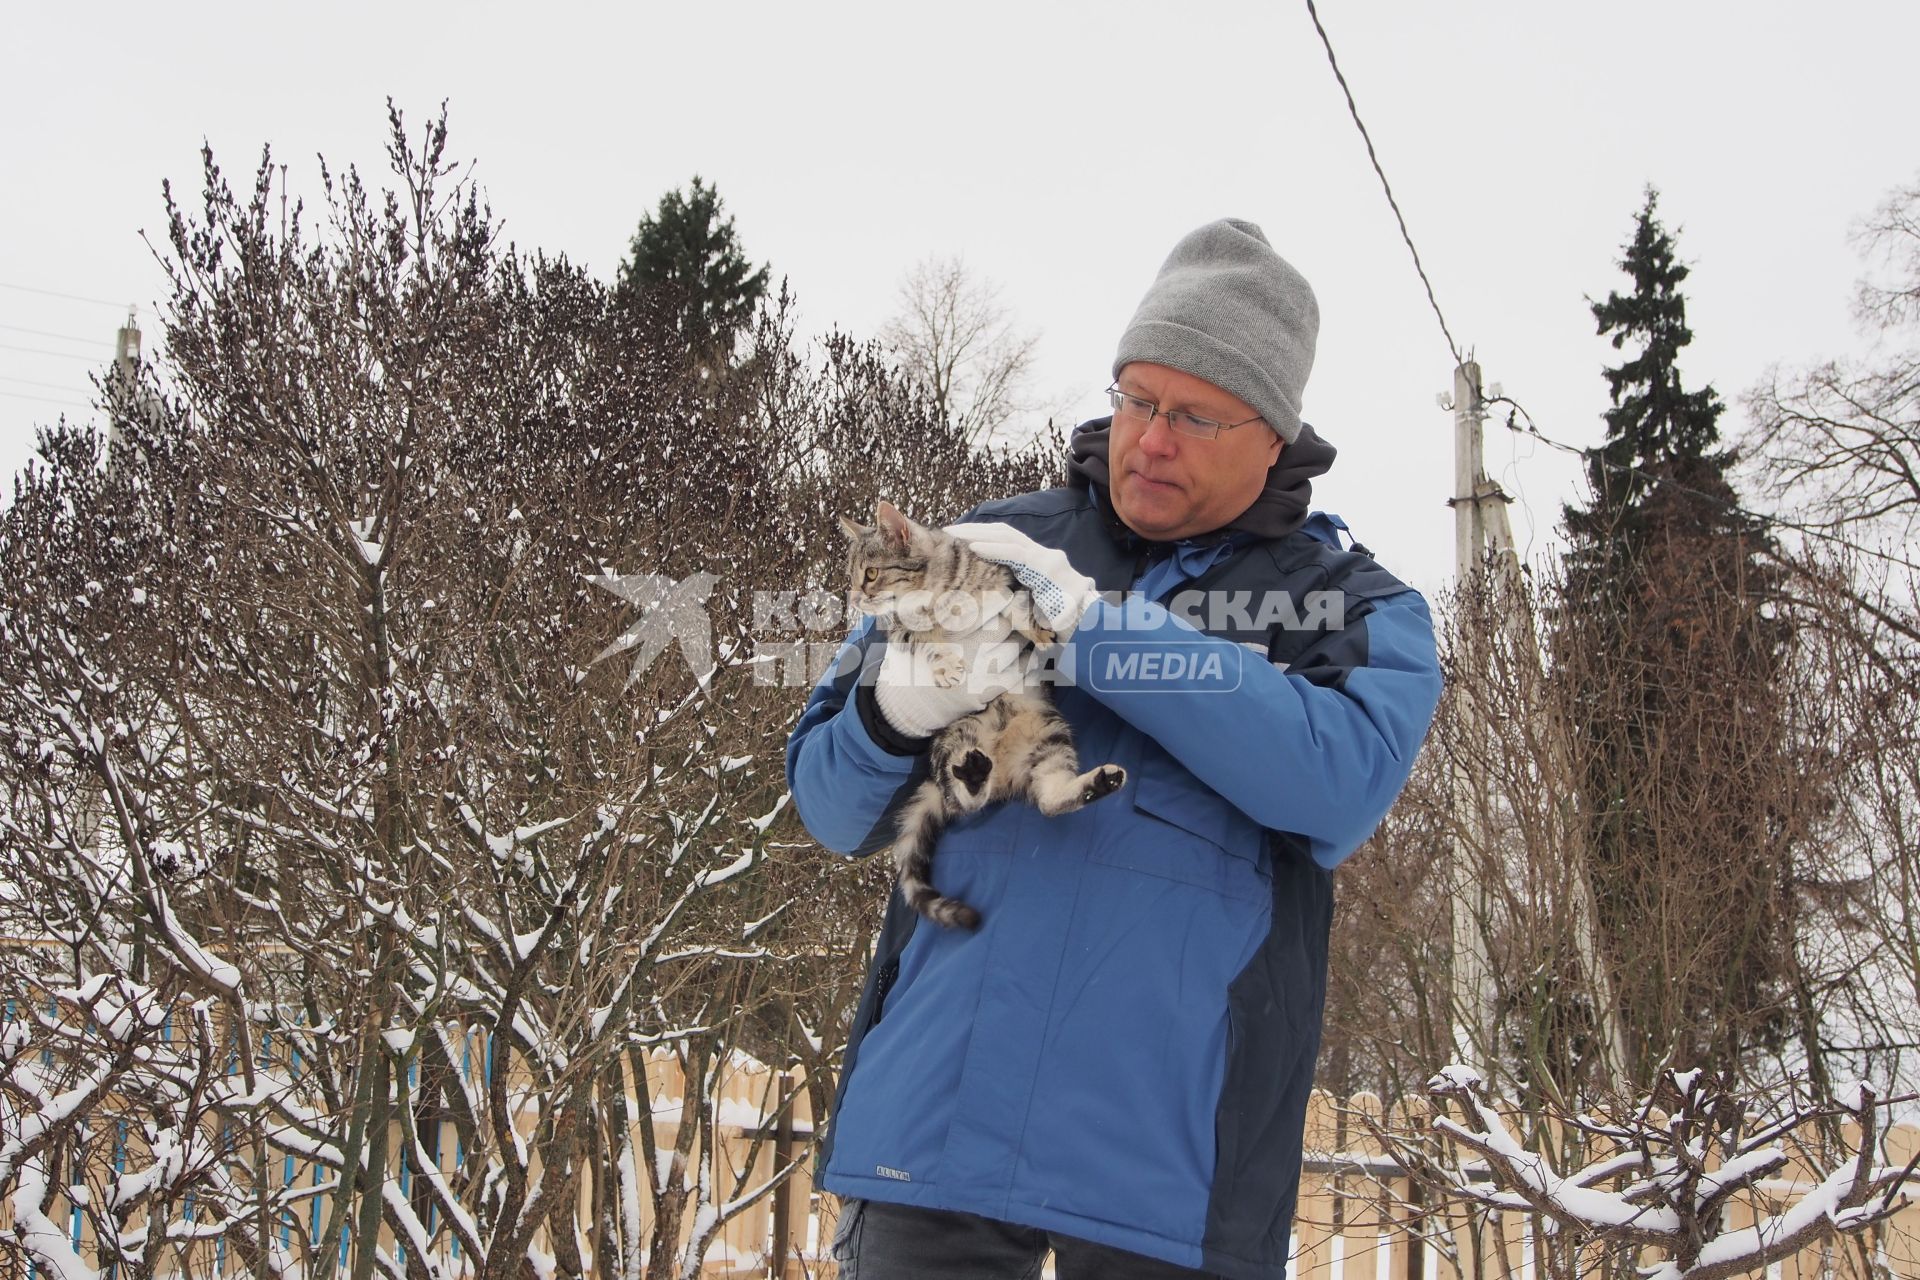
5, 1050, 1916, 1278
651, 1071, 1920, 1280
1288, 1093, 1920, 1280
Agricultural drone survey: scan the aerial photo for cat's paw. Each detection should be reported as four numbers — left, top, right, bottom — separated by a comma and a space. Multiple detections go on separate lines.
952, 749, 993, 797
1022, 622, 1058, 649
1079, 764, 1126, 804
926, 644, 966, 689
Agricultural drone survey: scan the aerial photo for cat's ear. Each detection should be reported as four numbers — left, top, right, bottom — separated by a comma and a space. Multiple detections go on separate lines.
875, 500, 916, 549
838, 515, 867, 541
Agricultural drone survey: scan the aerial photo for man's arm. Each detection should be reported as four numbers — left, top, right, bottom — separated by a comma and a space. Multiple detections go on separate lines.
784, 616, 932, 857
1058, 585, 1442, 868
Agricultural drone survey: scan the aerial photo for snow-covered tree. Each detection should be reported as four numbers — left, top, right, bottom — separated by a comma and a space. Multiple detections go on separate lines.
0, 103, 1058, 1279
1385, 1066, 1917, 1280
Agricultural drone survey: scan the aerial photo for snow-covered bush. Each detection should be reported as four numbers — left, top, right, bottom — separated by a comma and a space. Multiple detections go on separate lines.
0, 103, 1056, 1279
1367, 1065, 1916, 1280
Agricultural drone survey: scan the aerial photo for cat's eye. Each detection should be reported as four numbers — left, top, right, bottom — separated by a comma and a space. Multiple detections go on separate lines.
863, 569, 878, 585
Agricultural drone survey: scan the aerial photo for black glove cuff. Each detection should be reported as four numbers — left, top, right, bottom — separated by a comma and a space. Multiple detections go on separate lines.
856, 681, 933, 757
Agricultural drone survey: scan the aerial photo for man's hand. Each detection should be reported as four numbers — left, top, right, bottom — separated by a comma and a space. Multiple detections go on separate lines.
873, 628, 1030, 739
945, 523, 1103, 639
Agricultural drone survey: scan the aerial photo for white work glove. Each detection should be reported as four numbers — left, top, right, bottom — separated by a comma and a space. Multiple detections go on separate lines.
872, 613, 1033, 739
945, 523, 1103, 639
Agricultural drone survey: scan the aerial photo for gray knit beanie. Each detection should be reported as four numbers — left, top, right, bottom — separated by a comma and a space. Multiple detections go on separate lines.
1113, 219, 1319, 443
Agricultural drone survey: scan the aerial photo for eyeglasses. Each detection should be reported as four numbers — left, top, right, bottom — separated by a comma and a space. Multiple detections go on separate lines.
1106, 386, 1265, 440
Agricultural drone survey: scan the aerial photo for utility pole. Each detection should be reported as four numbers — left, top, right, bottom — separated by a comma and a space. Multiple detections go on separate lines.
108, 307, 142, 465
1446, 359, 1629, 1090
1446, 359, 1503, 1075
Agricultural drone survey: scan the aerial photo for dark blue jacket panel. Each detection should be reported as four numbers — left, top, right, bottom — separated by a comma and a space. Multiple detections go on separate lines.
784, 485, 1442, 1279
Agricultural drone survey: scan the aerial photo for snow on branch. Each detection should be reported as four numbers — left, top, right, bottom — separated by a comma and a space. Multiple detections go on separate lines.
1396, 1065, 1919, 1280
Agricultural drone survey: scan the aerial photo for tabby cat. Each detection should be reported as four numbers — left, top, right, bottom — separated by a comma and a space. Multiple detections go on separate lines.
840, 500, 1127, 929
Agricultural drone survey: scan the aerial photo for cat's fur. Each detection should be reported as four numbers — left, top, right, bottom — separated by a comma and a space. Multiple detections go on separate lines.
839, 500, 1127, 929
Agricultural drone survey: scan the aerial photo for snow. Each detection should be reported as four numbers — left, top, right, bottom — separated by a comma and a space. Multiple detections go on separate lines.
348, 515, 382, 565
1430, 1063, 1484, 1091
1837, 1079, 1874, 1112
1433, 1111, 1684, 1233
744, 793, 790, 833
618, 1137, 644, 1280
1643, 1158, 1862, 1280
0, 1060, 114, 1185
654, 1143, 679, 1192
8, 1172, 100, 1280
153, 895, 242, 993
1698, 1145, 1790, 1197
688, 1201, 719, 1246
692, 847, 759, 889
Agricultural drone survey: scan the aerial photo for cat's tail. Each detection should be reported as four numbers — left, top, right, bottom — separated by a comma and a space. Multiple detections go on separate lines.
892, 779, 982, 930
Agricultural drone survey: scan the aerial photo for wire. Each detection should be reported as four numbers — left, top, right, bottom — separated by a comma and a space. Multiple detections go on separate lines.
0, 342, 108, 364
0, 374, 90, 394
0, 322, 107, 346
1303, 0, 1465, 370
0, 281, 128, 309
1496, 412, 1542, 564
1484, 392, 1920, 576
0, 389, 90, 409
1301, 0, 1911, 580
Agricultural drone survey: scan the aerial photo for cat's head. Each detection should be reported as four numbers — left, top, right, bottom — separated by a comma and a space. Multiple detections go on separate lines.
839, 500, 934, 618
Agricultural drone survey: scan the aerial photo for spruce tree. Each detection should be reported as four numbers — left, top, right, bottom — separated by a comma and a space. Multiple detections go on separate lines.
1557, 189, 1798, 1083
615, 175, 769, 368
1564, 188, 1745, 563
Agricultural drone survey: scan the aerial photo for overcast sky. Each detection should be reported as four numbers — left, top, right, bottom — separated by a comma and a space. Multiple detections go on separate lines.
3, 1, 1914, 596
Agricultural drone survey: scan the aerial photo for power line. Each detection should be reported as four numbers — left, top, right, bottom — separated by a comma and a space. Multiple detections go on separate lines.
1484, 392, 1920, 575
0, 374, 91, 394
0, 342, 108, 364
0, 281, 128, 309
0, 322, 107, 346
1295, 6, 1914, 579
1303, 0, 1465, 369
0, 389, 90, 410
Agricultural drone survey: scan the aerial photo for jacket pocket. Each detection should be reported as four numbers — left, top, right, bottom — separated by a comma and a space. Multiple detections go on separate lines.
1135, 765, 1265, 864
1089, 737, 1269, 898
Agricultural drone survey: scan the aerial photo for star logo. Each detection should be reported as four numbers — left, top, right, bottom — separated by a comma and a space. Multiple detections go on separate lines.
587, 571, 720, 686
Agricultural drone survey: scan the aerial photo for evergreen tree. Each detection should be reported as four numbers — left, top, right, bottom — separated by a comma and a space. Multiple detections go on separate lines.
1556, 190, 1800, 1083
615, 175, 769, 368
1564, 188, 1745, 562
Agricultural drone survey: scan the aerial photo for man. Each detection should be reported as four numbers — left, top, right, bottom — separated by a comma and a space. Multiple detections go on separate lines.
785, 219, 1443, 1279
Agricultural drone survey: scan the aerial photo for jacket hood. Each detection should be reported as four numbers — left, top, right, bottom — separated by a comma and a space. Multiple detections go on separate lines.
1065, 417, 1338, 543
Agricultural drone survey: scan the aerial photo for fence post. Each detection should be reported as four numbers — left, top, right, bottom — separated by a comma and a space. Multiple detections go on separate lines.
1406, 1177, 1425, 1280
772, 1072, 794, 1279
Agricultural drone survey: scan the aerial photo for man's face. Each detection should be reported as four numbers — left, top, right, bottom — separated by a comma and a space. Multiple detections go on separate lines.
1107, 362, 1284, 542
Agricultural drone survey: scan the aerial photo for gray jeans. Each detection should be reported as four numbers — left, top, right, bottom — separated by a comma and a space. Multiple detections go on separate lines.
830, 1198, 1224, 1280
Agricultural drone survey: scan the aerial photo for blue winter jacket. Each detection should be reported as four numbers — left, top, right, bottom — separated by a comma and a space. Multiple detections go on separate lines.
785, 422, 1442, 1279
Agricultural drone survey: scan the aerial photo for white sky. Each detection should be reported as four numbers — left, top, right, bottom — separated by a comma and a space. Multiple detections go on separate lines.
3, 0, 1914, 597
